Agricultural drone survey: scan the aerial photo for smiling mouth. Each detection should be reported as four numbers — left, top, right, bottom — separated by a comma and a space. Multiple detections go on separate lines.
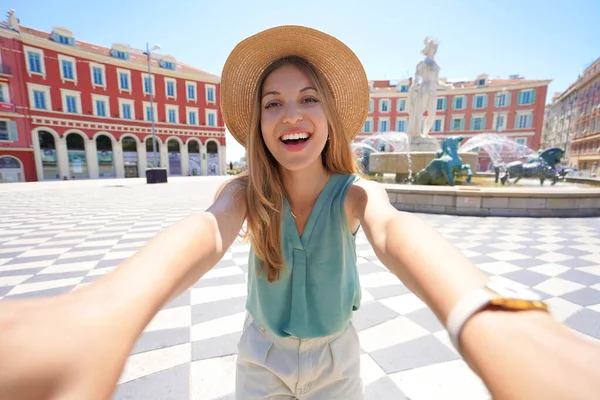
280, 132, 310, 145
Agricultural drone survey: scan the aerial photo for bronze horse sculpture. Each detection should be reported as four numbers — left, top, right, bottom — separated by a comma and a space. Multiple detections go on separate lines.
500, 148, 564, 186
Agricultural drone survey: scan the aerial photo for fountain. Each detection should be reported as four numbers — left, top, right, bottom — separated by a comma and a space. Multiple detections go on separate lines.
368, 37, 478, 182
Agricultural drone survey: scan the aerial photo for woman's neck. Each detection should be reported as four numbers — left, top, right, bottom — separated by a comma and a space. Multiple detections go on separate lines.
279, 161, 330, 208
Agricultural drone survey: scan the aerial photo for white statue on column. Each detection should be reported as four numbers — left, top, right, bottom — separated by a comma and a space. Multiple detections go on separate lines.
407, 37, 441, 139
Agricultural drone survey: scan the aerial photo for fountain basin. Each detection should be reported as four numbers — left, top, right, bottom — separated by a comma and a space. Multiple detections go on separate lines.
384, 183, 600, 217
369, 152, 479, 181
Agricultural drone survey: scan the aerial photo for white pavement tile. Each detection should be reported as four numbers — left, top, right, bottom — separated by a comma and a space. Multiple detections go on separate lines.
579, 266, 600, 277
389, 359, 490, 400
359, 271, 397, 288
202, 266, 245, 280
101, 250, 137, 260
360, 353, 387, 387
477, 261, 521, 275
57, 249, 107, 260
118, 343, 191, 385
531, 243, 564, 252
358, 316, 429, 353
535, 252, 573, 263
74, 240, 119, 248
190, 355, 237, 400
581, 253, 600, 264
454, 241, 482, 250
0, 246, 33, 256
0, 274, 32, 288
0, 260, 54, 272
380, 293, 427, 315
4, 237, 50, 246
488, 242, 526, 251
534, 278, 585, 297
87, 266, 115, 276
191, 284, 247, 305
361, 287, 375, 303
545, 297, 583, 322
144, 306, 191, 333
18, 247, 72, 258
529, 263, 570, 277
39, 261, 99, 274
191, 311, 246, 341
7, 277, 83, 295
487, 251, 529, 262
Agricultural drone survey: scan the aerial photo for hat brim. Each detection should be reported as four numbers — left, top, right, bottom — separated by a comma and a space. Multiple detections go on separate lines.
220, 25, 370, 147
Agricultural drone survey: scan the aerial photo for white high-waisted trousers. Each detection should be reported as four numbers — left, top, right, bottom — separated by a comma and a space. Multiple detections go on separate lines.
235, 313, 363, 399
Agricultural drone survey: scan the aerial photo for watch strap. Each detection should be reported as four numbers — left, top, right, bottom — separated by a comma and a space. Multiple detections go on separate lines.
446, 287, 493, 351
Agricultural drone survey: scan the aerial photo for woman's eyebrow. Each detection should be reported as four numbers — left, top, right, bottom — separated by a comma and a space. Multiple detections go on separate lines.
262, 86, 318, 99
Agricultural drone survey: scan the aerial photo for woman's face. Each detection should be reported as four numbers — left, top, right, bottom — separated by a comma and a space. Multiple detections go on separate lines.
260, 64, 329, 172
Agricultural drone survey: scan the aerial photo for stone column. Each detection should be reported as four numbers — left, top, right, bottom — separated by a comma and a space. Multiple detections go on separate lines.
31, 131, 44, 181
160, 142, 168, 170
181, 143, 189, 176
219, 144, 226, 175
201, 143, 208, 176
137, 140, 147, 177
56, 137, 70, 179
85, 137, 99, 179
114, 139, 125, 179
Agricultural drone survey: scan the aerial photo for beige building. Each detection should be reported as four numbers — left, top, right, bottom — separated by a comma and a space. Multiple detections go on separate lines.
541, 84, 578, 164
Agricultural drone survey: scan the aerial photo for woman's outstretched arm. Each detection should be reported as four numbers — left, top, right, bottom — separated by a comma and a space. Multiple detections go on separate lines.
0, 178, 247, 400
350, 179, 600, 400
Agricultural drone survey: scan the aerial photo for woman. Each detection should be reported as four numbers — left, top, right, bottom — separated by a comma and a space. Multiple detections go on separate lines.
0, 25, 599, 400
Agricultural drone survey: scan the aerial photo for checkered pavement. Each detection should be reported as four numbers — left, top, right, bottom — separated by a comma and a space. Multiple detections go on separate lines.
1, 177, 600, 400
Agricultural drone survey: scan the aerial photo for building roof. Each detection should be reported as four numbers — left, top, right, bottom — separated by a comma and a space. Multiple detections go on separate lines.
369, 76, 549, 94
3, 21, 219, 80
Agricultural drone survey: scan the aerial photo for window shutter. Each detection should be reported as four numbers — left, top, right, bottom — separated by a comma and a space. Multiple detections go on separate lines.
482, 116, 487, 130
483, 95, 488, 108
517, 91, 523, 105
8, 121, 18, 141
506, 92, 512, 106
68, 37, 75, 47
530, 90, 536, 105
494, 93, 499, 107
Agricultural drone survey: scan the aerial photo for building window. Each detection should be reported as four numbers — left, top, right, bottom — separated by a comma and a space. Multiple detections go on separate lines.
160, 59, 176, 70
451, 118, 464, 131
119, 72, 130, 91
495, 92, 510, 107
33, 90, 47, 109
470, 116, 486, 131
0, 85, 6, 103
362, 120, 372, 132
379, 100, 390, 113
399, 85, 409, 92
495, 115, 506, 130
186, 82, 196, 101
27, 52, 42, 74
478, 79, 486, 86
0, 121, 18, 141
515, 113, 533, 129
369, 99, 374, 113
397, 99, 406, 112
92, 66, 104, 86
436, 98, 447, 110
207, 110, 217, 127
166, 81, 176, 97
433, 119, 442, 132
122, 104, 132, 119
111, 49, 129, 60
206, 85, 216, 103
51, 31, 74, 46
168, 109, 177, 123
473, 94, 488, 109
96, 100, 106, 117
396, 119, 406, 132
378, 119, 388, 132
66, 96, 77, 113
146, 106, 154, 121
188, 110, 197, 125
518, 89, 536, 105
61, 60, 74, 81
144, 77, 152, 94
453, 96, 465, 110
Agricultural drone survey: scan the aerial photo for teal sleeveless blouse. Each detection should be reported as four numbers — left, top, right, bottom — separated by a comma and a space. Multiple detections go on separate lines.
246, 173, 362, 339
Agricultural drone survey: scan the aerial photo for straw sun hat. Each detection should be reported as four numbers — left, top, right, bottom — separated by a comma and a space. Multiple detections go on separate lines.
220, 25, 370, 147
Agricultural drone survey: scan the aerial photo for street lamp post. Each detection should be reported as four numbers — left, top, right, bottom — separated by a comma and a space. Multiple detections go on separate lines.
145, 43, 161, 168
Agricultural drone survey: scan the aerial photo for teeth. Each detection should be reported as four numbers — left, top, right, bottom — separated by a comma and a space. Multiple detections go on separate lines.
281, 132, 309, 141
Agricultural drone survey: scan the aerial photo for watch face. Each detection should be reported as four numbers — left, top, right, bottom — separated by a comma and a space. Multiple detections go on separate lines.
487, 281, 542, 302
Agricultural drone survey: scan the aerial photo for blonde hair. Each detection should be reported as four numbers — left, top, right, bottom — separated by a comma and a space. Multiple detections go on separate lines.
229, 56, 358, 282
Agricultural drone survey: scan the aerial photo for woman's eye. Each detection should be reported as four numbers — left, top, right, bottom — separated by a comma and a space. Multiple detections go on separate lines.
264, 101, 280, 109
302, 96, 319, 104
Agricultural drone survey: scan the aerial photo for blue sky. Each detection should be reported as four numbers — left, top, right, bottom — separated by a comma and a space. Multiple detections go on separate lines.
9, 0, 599, 161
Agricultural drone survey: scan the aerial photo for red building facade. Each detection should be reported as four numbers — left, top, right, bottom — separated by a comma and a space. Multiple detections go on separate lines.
0, 13, 225, 183
360, 74, 550, 171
